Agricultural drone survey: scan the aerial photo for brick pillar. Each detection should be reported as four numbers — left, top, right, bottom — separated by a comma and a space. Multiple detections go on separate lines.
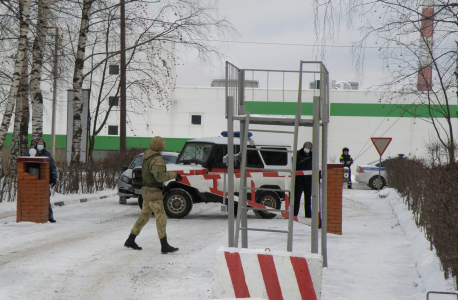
326, 164, 343, 235
17, 157, 50, 223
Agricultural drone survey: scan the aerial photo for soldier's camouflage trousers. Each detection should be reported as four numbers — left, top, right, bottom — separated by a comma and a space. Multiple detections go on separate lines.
131, 186, 167, 239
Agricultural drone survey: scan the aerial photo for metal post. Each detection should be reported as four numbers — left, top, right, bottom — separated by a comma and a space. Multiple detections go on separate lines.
287, 63, 304, 252
320, 66, 329, 267
311, 95, 320, 253
227, 95, 235, 247
239, 70, 248, 248
236, 112, 250, 248
378, 155, 382, 191
120, 0, 127, 151
51, 27, 58, 158
223, 171, 227, 206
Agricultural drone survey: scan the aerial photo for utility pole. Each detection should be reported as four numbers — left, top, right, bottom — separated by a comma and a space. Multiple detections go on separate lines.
120, 0, 127, 151
51, 26, 58, 158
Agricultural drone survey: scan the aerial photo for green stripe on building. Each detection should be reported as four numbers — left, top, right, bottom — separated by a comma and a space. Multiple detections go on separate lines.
331, 103, 457, 118
4, 133, 190, 153
6, 102, 455, 152
245, 101, 457, 118
91, 136, 190, 152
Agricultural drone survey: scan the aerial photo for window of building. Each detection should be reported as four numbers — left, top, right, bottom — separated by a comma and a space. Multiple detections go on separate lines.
108, 125, 118, 135
109, 65, 119, 75
191, 115, 202, 125
109, 96, 119, 106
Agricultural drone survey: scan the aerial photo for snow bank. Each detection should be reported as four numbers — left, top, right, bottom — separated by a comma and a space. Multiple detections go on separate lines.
385, 188, 456, 292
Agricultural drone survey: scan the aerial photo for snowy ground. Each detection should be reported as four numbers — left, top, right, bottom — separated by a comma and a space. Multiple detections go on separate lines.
0, 183, 456, 299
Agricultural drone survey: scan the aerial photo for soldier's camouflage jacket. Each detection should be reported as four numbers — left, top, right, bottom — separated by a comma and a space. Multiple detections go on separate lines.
142, 136, 177, 200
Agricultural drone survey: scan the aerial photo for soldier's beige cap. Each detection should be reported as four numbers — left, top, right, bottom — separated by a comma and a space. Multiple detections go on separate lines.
149, 136, 166, 152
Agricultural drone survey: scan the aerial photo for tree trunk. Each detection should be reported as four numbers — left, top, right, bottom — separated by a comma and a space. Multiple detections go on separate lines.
455, 46, 458, 163
30, 0, 50, 141
0, 0, 31, 175
71, 0, 93, 165
8, 73, 24, 172
19, 51, 30, 156
9, 53, 28, 171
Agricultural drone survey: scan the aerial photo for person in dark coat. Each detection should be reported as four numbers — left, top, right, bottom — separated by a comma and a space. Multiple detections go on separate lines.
340, 147, 354, 189
23, 137, 58, 222
294, 141, 313, 218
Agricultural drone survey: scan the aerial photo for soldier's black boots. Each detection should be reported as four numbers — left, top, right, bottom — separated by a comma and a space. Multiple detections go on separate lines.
160, 237, 179, 254
124, 233, 142, 250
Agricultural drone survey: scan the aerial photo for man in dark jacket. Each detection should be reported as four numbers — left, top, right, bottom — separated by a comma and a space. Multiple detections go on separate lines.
340, 147, 354, 189
294, 141, 313, 218
23, 137, 58, 222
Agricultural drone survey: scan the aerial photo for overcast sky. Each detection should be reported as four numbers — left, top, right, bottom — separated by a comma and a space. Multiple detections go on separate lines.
175, 0, 386, 90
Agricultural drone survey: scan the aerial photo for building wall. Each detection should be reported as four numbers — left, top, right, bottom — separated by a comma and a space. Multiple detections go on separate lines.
15, 83, 458, 168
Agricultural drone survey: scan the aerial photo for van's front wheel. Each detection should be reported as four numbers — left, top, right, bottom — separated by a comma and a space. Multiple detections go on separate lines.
253, 191, 281, 219
163, 188, 193, 218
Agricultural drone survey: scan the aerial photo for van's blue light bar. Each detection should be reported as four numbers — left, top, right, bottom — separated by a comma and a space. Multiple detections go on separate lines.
221, 131, 252, 138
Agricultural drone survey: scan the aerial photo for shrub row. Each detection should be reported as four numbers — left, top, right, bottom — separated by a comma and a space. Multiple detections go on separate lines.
385, 157, 458, 287
0, 148, 144, 202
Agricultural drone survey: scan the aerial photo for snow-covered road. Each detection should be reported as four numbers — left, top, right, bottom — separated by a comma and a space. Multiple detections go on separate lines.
0, 184, 454, 299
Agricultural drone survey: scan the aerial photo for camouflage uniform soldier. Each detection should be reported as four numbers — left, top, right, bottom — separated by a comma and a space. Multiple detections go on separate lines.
124, 136, 182, 253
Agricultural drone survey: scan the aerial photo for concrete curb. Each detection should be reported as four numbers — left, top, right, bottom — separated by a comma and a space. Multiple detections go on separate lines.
0, 192, 118, 219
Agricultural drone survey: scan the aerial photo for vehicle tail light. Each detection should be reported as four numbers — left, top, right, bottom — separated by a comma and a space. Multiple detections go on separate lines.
357, 166, 364, 173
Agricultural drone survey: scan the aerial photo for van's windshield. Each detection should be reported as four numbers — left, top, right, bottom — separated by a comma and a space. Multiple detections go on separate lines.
177, 143, 214, 165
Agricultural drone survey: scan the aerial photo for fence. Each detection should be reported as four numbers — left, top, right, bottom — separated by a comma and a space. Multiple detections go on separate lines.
0, 148, 143, 203
385, 157, 458, 288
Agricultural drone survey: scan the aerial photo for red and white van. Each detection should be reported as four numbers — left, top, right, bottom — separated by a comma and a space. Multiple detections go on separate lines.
132, 133, 292, 219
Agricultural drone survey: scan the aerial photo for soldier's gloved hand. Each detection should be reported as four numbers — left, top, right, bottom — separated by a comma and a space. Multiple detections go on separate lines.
176, 174, 182, 182
50, 178, 57, 187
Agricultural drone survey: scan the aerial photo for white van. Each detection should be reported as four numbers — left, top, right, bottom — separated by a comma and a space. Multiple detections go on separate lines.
132, 133, 292, 219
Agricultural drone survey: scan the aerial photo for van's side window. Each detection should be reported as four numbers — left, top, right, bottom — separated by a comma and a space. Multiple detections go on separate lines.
260, 147, 288, 166
247, 146, 264, 168
212, 145, 228, 169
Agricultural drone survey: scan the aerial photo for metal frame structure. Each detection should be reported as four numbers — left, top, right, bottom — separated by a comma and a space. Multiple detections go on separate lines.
225, 61, 330, 267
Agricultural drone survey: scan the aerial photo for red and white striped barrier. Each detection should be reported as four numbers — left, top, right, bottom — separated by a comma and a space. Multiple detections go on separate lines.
176, 170, 314, 226
212, 247, 322, 299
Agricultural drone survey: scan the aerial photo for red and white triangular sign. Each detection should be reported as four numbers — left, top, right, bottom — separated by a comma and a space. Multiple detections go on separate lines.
371, 137, 392, 156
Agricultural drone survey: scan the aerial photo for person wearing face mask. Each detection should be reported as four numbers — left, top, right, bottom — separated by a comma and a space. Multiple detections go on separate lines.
23, 137, 58, 223
293, 141, 313, 218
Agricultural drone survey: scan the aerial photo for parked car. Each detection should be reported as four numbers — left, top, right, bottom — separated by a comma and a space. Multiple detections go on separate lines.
131, 133, 292, 219
355, 159, 387, 190
117, 151, 179, 204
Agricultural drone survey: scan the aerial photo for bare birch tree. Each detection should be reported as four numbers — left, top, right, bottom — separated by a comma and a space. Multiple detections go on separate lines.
70, 0, 95, 166
19, 45, 29, 156
0, 0, 30, 174
66, 0, 235, 166
313, 0, 458, 163
29, 0, 50, 141
8, 54, 26, 171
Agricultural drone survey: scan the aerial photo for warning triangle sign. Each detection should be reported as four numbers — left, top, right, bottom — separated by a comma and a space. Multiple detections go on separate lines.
371, 137, 392, 156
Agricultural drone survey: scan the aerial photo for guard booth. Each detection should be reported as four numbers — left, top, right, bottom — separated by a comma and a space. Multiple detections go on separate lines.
16, 155, 50, 223
224, 61, 331, 266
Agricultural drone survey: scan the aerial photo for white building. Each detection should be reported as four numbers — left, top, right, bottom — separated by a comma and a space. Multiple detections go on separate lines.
47, 83, 458, 170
